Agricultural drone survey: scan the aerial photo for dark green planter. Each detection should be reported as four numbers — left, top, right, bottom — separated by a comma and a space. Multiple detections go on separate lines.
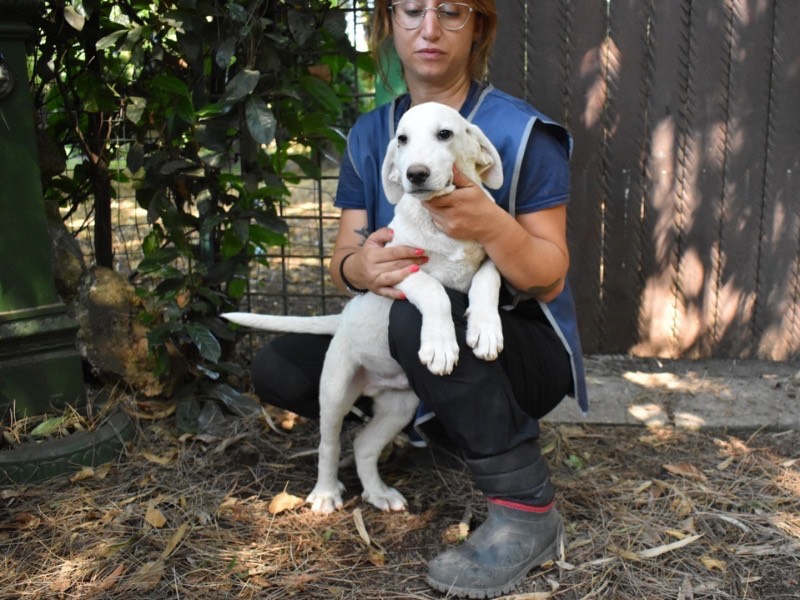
0, 0, 87, 417
0, 409, 134, 485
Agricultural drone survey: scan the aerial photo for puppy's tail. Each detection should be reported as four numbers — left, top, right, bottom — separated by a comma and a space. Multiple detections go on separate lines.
221, 312, 341, 335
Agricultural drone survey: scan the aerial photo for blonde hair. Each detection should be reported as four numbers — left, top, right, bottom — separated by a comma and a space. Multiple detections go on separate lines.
370, 1, 498, 85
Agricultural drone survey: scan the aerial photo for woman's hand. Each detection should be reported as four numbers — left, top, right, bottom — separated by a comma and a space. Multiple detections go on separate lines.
423, 168, 500, 242
354, 228, 428, 299
331, 210, 428, 300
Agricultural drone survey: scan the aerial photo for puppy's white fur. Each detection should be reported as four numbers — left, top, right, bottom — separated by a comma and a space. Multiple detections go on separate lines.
224, 102, 504, 514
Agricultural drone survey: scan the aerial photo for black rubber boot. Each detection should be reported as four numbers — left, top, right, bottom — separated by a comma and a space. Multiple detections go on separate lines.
426, 500, 564, 599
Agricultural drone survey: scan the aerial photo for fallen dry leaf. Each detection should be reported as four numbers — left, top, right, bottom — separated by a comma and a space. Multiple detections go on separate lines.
280, 412, 299, 431
49, 561, 80, 594
94, 463, 113, 479
1, 513, 41, 530
212, 433, 248, 454
161, 522, 188, 559
353, 507, 371, 546
70, 466, 95, 482
609, 544, 641, 562
143, 449, 178, 465
268, 491, 304, 515
216, 496, 238, 518
716, 456, 735, 470
367, 548, 385, 566
92, 563, 126, 593
700, 555, 727, 572
637, 533, 703, 559
144, 506, 167, 528
664, 528, 689, 539
663, 462, 708, 482
123, 560, 165, 592
442, 522, 470, 544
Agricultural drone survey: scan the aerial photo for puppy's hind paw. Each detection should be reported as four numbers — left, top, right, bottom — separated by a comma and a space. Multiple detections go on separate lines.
306, 482, 345, 514
362, 486, 408, 512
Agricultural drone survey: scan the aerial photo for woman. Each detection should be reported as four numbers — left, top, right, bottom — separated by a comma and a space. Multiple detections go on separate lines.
251, 2, 587, 597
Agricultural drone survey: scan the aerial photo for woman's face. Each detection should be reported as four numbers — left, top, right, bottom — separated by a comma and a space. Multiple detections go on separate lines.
390, 2, 480, 90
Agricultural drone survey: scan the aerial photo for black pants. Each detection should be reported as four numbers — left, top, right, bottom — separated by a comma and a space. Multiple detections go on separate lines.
250, 290, 573, 504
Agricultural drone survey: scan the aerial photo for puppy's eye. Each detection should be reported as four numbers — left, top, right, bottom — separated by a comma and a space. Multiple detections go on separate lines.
397, 134, 408, 144
437, 129, 453, 141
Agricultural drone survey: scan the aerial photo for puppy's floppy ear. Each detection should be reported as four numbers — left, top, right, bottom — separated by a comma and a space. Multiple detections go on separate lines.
467, 123, 504, 190
381, 142, 404, 205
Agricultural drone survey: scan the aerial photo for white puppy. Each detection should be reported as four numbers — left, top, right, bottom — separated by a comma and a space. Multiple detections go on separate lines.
223, 102, 504, 514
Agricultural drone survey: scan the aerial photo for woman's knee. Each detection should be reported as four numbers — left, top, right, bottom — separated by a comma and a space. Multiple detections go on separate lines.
388, 290, 469, 364
388, 299, 423, 364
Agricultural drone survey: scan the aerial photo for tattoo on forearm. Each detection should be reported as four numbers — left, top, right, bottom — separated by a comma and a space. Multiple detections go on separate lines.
526, 278, 562, 298
354, 227, 369, 246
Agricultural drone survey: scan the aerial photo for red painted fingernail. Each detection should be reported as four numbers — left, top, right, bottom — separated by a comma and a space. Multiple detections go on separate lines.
414, 248, 425, 256
398, 292, 407, 300
410, 264, 420, 273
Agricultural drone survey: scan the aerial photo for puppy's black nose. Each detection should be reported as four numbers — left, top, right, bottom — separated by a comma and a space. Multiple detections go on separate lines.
406, 165, 430, 186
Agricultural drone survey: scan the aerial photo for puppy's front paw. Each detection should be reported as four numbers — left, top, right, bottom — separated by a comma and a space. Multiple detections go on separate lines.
418, 327, 459, 375
306, 481, 346, 514
466, 309, 504, 361
362, 485, 408, 512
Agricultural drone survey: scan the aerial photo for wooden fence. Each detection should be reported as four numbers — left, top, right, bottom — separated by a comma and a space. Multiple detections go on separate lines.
490, 0, 800, 360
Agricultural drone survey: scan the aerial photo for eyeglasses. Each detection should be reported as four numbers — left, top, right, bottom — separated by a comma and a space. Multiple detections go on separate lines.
390, 2, 474, 31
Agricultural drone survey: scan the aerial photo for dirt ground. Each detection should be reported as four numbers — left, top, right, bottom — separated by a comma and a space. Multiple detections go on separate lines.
1, 381, 799, 600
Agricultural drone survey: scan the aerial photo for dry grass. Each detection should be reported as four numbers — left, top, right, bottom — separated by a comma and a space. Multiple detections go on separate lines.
1, 393, 798, 600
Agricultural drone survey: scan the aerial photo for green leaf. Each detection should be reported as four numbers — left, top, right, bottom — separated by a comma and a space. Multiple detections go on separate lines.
222, 69, 260, 104
30, 416, 67, 438
220, 228, 245, 258
159, 159, 197, 175
287, 7, 316, 47
150, 74, 190, 96
127, 142, 144, 173
197, 400, 225, 433
565, 454, 585, 471
185, 323, 222, 363
225, 1, 249, 23
96, 29, 127, 50
137, 248, 182, 273
175, 384, 201, 434
148, 321, 182, 347
196, 103, 229, 119
63, 5, 86, 31
227, 278, 247, 300
287, 153, 321, 179
299, 75, 342, 114
249, 223, 286, 248
125, 96, 147, 125
216, 36, 237, 69
245, 97, 276, 145
203, 383, 260, 417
